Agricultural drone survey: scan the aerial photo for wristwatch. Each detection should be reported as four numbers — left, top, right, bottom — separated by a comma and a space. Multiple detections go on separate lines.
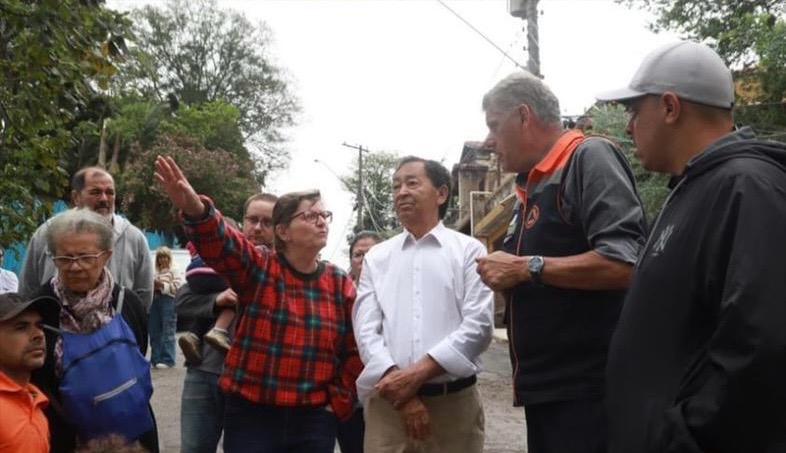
528, 255, 545, 285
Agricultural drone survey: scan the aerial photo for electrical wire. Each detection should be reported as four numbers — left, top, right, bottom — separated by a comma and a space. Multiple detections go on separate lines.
435, 0, 526, 70
327, 213, 354, 262
361, 189, 384, 232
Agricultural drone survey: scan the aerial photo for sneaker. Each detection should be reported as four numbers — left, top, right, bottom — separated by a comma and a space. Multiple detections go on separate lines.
204, 327, 231, 353
154, 363, 172, 369
178, 332, 203, 365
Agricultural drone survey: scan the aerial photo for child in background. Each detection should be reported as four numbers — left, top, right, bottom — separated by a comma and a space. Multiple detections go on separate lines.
177, 219, 239, 364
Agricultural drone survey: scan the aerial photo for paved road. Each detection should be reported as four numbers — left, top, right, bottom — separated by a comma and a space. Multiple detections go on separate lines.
150, 336, 527, 452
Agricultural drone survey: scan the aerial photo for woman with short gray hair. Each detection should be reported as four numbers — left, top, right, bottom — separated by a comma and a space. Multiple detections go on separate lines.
29, 208, 158, 452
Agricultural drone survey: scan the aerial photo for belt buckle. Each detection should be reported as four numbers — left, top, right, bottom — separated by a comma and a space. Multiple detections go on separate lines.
441, 382, 449, 396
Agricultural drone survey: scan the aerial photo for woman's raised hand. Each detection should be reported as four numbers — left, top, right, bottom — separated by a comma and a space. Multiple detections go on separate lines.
154, 156, 205, 218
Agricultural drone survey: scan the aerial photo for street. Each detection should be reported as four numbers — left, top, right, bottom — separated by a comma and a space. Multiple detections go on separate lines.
150, 336, 527, 452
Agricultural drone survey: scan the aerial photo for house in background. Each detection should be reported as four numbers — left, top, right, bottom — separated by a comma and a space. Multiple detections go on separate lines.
447, 140, 517, 325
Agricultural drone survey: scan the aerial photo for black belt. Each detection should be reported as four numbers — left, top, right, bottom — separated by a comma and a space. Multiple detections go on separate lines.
417, 375, 476, 397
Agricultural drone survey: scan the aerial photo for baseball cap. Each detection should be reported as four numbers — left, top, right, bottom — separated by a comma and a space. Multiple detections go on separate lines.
596, 41, 735, 109
0, 293, 46, 322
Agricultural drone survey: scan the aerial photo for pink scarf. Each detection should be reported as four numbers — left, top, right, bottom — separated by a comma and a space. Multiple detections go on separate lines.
51, 269, 116, 375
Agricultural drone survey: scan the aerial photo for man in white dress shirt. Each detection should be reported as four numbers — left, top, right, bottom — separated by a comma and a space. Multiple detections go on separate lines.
353, 156, 494, 453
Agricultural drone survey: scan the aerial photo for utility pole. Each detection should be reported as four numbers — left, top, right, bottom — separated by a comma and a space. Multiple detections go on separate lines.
509, 0, 541, 78
341, 142, 368, 229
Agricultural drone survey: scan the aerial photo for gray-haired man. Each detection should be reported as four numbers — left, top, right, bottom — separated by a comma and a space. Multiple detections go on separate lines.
476, 72, 647, 453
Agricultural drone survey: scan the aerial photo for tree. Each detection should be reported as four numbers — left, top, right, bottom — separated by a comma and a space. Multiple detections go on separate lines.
620, 0, 786, 138
119, 0, 299, 184
120, 133, 257, 240
0, 0, 129, 246
115, 99, 258, 234
586, 104, 670, 221
340, 151, 400, 235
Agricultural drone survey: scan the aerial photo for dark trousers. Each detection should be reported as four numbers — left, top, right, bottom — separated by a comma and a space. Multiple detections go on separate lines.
336, 406, 364, 453
525, 397, 606, 453
223, 394, 338, 453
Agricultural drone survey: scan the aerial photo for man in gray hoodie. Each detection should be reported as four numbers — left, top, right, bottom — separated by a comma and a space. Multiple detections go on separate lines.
18, 167, 154, 309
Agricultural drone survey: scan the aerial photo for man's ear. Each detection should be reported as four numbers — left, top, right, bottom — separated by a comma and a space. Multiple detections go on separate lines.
70, 190, 79, 207
661, 92, 681, 124
517, 104, 530, 125
437, 185, 449, 206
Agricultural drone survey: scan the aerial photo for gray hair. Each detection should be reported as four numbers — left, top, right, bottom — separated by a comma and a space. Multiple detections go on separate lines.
482, 72, 561, 126
45, 209, 114, 254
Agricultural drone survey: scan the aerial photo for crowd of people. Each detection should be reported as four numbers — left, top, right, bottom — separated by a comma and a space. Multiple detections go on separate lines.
0, 40, 784, 453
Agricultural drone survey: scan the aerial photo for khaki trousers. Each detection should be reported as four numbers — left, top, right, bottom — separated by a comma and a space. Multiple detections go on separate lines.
364, 385, 485, 453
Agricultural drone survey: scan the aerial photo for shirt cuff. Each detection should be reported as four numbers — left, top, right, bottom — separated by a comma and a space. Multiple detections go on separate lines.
182, 195, 216, 224
355, 352, 396, 406
427, 340, 480, 378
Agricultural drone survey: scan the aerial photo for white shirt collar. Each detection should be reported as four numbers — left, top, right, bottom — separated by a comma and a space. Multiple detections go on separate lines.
401, 221, 447, 249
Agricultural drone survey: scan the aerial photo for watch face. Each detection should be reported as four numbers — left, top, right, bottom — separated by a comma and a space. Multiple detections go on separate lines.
528, 255, 544, 273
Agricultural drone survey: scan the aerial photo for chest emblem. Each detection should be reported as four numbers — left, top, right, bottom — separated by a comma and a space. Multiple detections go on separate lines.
525, 204, 540, 229
651, 224, 674, 257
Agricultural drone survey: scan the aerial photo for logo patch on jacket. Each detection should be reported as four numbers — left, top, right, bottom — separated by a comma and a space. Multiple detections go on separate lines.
525, 205, 540, 229
651, 224, 674, 257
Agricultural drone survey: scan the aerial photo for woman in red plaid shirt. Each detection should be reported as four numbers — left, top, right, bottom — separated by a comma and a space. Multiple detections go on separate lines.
155, 156, 362, 453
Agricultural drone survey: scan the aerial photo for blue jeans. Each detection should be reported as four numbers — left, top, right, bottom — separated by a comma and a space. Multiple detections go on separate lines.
149, 293, 176, 366
223, 394, 338, 453
181, 368, 225, 453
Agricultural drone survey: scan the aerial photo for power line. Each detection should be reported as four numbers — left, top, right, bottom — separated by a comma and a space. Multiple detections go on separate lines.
361, 190, 383, 232
435, 0, 526, 70
327, 213, 354, 262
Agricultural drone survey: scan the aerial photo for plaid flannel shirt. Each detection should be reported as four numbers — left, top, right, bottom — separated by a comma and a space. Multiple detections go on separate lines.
184, 198, 362, 420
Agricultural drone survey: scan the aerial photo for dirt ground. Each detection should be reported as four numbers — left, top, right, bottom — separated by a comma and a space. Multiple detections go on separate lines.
150, 336, 527, 452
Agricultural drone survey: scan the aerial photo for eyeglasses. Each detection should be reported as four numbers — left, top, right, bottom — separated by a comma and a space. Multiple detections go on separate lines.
291, 210, 333, 224
244, 216, 273, 228
50, 251, 107, 268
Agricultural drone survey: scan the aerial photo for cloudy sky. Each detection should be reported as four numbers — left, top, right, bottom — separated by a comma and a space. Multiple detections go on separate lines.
109, 0, 678, 268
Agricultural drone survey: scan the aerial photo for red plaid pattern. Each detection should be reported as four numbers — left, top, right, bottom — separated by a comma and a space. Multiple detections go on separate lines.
183, 198, 362, 420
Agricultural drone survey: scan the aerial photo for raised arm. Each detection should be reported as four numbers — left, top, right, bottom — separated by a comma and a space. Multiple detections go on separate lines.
154, 156, 269, 300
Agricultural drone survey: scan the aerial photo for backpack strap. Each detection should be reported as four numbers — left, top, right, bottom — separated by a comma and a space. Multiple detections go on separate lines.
115, 286, 126, 316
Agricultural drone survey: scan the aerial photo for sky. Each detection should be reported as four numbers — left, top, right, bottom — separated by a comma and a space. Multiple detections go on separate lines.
109, 0, 679, 269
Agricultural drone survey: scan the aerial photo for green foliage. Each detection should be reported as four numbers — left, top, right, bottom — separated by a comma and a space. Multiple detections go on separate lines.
119, 0, 299, 184
120, 134, 257, 237
0, 0, 130, 245
159, 102, 246, 159
113, 99, 256, 232
586, 104, 671, 221
340, 151, 400, 235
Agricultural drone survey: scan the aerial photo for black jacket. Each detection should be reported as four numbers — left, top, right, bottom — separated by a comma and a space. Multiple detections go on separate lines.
607, 128, 786, 453
29, 282, 159, 453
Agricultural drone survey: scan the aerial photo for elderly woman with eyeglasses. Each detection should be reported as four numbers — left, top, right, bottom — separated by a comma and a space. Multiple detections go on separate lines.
27, 209, 158, 453
155, 156, 362, 453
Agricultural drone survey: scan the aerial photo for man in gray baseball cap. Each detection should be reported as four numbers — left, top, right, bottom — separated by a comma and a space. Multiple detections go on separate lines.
598, 41, 786, 453
0, 293, 47, 323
